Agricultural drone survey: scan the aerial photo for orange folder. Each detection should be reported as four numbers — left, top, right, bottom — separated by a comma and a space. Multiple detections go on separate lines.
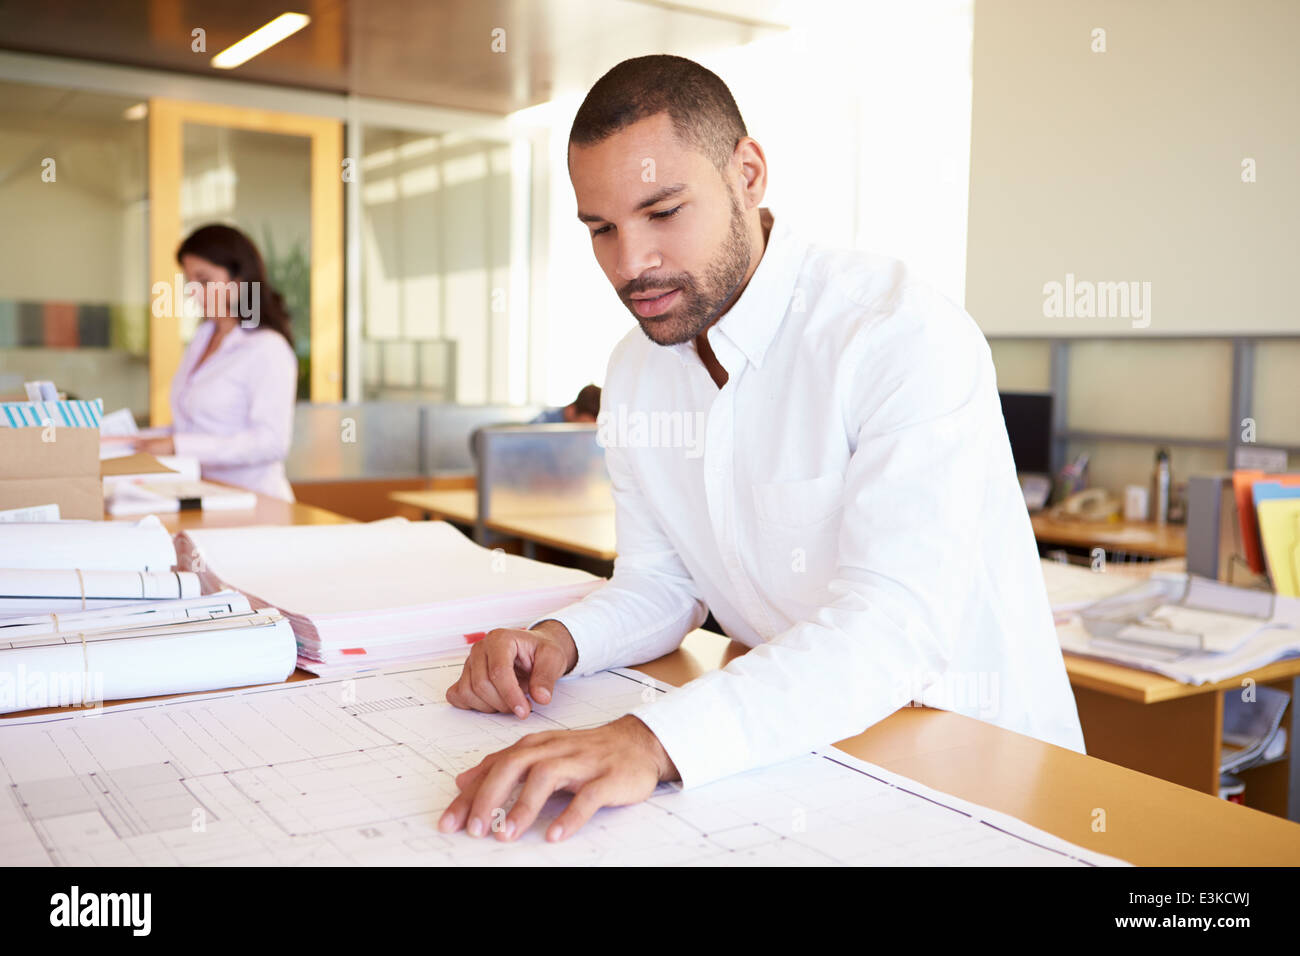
1234, 470, 1300, 574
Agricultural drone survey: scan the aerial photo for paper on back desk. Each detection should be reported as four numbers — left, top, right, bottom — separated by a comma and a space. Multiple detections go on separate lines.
0, 610, 296, 713
1057, 601, 1300, 684
174, 518, 602, 616
0, 515, 176, 572
1039, 559, 1151, 612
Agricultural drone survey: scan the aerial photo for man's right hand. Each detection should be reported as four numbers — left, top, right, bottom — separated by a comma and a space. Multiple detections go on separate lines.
445, 620, 578, 719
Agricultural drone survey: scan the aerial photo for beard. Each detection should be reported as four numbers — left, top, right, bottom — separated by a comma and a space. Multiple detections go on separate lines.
618, 191, 753, 347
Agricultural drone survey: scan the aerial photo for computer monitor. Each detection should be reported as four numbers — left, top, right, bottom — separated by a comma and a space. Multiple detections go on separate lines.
999, 391, 1053, 476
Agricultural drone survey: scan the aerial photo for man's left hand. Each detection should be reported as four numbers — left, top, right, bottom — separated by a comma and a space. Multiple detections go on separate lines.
437, 715, 678, 842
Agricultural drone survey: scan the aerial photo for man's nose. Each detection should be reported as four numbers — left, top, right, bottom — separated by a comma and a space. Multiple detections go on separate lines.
615, 231, 661, 283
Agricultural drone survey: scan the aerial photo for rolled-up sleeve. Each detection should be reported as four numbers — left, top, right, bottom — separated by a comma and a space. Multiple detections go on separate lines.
630, 295, 996, 789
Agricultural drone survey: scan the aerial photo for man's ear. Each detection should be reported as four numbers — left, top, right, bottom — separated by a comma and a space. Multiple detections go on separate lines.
733, 136, 768, 210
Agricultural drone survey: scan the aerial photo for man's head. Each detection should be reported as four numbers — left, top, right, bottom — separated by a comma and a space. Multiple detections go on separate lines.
569, 55, 767, 346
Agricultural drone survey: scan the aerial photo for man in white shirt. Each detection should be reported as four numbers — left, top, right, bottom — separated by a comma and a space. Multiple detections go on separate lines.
438, 54, 1084, 844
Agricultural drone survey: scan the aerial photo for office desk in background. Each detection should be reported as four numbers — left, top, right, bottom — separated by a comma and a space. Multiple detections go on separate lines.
392, 493, 1188, 566
1032, 512, 1187, 560
105, 489, 354, 533
1068, 650, 1300, 821
390, 488, 617, 562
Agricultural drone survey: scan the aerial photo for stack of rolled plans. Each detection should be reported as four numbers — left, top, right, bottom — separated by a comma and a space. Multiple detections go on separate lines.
0, 517, 296, 713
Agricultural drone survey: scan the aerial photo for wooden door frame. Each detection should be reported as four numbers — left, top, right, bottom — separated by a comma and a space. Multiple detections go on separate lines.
147, 98, 343, 424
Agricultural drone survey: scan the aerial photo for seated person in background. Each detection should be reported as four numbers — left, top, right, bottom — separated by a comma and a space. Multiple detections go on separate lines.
134, 224, 299, 502
530, 384, 602, 423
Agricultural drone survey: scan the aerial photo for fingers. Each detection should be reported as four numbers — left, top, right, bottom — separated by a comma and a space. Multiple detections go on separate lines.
466, 742, 555, 839
445, 632, 537, 718
501, 759, 568, 840
437, 727, 654, 843
437, 750, 501, 835
486, 637, 531, 718
438, 780, 481, 835
528, 640, 568, 706
546, 779, 618, 842
436, 735, 550, 837
444, 673, 498, 714
466, 650, 514, 714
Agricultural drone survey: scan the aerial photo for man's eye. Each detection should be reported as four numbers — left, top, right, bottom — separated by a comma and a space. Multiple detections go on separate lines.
651, 205, 682, 220
591, 224, 612, 237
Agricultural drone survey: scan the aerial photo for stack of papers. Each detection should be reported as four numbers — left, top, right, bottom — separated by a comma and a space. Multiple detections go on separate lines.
0, 521, 297, 712
174, 518, 605, 674
1039, 559, 1148, 614
0, 597, 296, 713
1049, 570, 1300, 684
106, 479, 256, 516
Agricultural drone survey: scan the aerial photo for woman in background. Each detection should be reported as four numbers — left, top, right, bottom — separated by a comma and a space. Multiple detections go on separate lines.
135, 224, 299, 502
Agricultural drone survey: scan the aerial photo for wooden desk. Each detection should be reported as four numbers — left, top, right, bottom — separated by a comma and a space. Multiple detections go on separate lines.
8, 627, 1298, 865
1032, 512, 1187, 559
389, 488, 478, 525
105, 490, 353, 532
1067, 652, 1300, 820
391, 488, 616, 562
486, 511, 616, 562
638, 631, 1300, 866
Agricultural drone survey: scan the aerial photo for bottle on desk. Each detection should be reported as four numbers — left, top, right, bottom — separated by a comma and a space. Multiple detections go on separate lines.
1152, 447, 1172, 526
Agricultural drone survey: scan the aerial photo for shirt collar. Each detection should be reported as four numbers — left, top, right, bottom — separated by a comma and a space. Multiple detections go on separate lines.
670, 208, 807, 372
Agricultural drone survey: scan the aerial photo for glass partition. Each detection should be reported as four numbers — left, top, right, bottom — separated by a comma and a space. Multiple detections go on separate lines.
0, 80, 148, 419
360, 127, 524, 404
476, 424, 612, 519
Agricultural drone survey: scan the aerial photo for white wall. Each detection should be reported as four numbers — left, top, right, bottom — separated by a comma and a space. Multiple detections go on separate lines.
966, 0, 1300, 336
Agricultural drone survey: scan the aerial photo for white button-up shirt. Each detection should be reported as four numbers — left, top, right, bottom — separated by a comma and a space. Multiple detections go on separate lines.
539, 209, 1085, 790
170, 320, 298, 502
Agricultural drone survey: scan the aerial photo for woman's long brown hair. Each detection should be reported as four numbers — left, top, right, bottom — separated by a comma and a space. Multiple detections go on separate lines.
176, 224, 295, 348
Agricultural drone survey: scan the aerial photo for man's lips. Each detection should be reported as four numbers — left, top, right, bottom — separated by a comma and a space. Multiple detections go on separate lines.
629, 288, 681, 318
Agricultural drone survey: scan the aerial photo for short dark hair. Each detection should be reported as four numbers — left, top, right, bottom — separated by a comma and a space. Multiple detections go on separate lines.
573, 384, 602, 419
569, 55, 747, 173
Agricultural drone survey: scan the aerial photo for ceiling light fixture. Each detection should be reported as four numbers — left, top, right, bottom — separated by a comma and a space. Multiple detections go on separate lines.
211, 12, 310, 70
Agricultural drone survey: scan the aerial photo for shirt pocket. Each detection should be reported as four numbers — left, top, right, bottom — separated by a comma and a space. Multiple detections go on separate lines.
750, 472, 846, 607
751, 471, 846, 531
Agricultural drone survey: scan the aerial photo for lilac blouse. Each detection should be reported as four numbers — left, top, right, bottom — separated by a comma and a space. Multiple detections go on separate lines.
170, 320, 298, 501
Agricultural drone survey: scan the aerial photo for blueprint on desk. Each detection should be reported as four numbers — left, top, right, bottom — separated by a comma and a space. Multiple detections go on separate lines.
0, 659, 1129, 866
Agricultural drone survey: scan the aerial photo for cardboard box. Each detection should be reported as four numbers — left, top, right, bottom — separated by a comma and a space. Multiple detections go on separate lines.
0, 426, 102, 519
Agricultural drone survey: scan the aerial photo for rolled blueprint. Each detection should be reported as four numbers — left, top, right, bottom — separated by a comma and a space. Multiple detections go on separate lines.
0, 610, 297, 713
0, 568, 200, 613
0, 516, 175, 572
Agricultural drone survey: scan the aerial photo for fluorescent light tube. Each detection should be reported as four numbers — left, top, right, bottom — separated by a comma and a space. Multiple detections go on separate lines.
211, 12, 310, 70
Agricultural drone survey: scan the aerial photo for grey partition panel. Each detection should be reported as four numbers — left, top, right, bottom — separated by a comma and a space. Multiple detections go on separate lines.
477, 424, 612, 523
420, 403, 542, 476
286, 402, 423, 480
